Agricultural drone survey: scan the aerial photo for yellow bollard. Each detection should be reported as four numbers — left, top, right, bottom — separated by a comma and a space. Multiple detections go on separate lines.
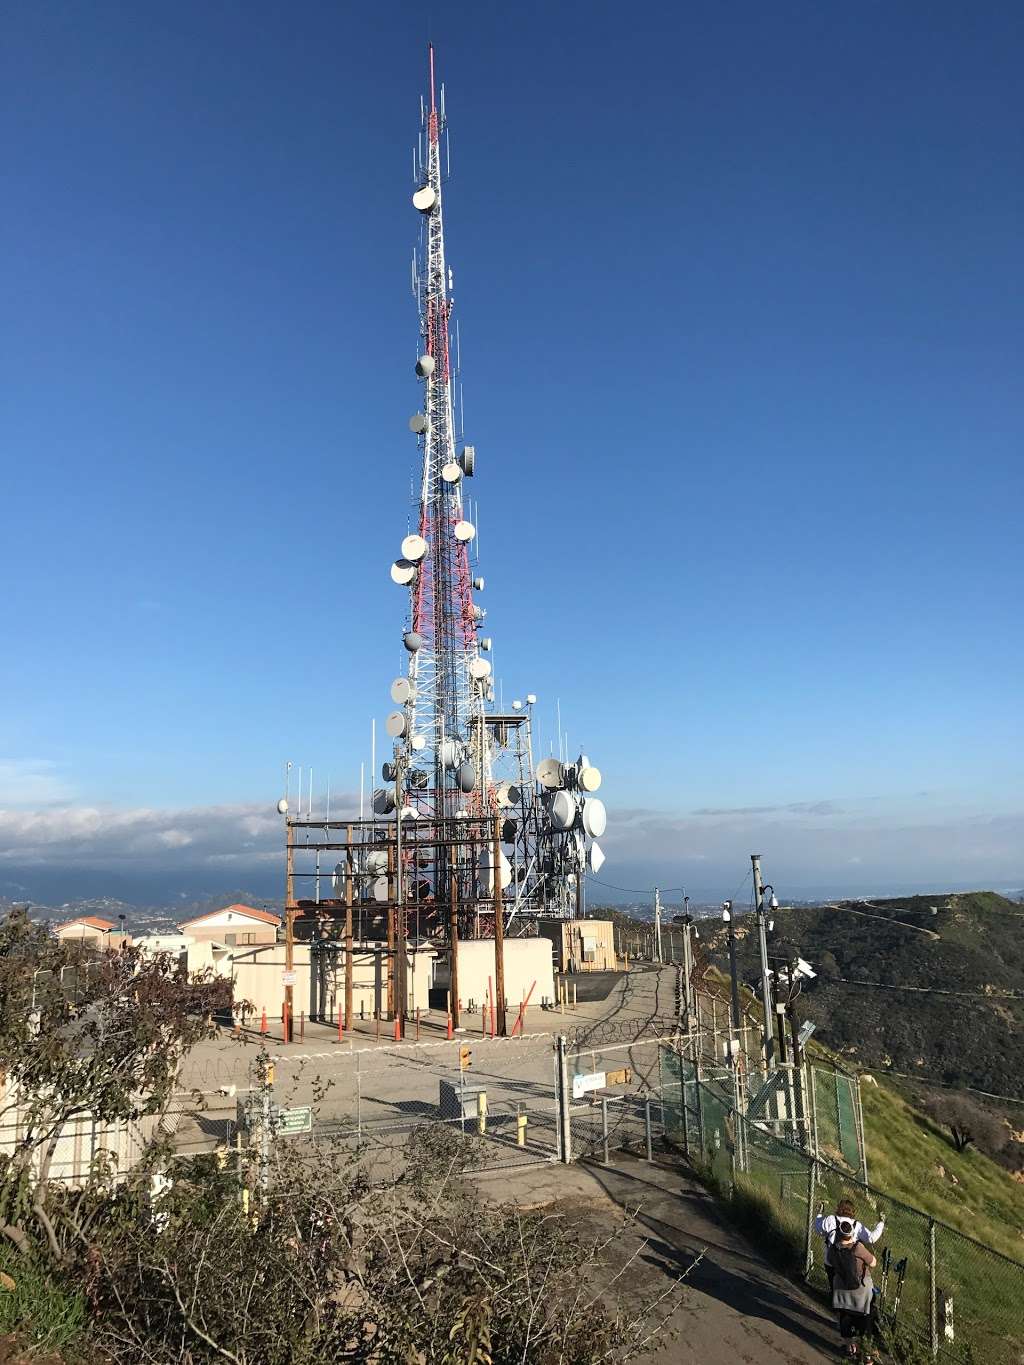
477, 1090, 488, 1135
517, 1112, 528, 1147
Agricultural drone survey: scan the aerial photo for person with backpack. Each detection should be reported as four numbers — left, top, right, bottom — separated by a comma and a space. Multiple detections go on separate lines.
815, 1198, 885, 1295
831, 1214, 877, 1360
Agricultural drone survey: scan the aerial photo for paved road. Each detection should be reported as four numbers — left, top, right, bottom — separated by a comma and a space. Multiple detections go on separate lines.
477, 1154, 835, 1363
170, 963, 684, 1157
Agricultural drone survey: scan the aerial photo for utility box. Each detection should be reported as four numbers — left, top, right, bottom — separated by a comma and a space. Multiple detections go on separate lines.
439, 1077, 486, 1122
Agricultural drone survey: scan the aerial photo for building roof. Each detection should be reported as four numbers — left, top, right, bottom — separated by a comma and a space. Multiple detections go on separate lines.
58, 915, 117, 931
179, 903, 281, 930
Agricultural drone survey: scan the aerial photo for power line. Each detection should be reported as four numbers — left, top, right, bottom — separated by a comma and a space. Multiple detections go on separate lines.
878, 1070, 1024, 1107
825, 976, 1024, 1002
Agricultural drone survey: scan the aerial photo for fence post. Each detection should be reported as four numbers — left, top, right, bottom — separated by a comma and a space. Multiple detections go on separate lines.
356, 1048, 362, 1144
854, 1074, 869, 1187
681, 1072, 690, 1159
556, 1034, 572, 1164
803, 1159, 817, 1281
808, 1064, 820, 1160
601, 1097, 610, 1165
929, 1218, 938, 1358
644, 1096, 653, 1162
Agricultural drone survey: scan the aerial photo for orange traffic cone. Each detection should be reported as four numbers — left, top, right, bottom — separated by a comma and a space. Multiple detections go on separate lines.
259, 1007, 268, 1036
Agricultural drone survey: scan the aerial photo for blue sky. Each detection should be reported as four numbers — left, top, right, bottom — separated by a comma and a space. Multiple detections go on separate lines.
2, 1, 1021, 900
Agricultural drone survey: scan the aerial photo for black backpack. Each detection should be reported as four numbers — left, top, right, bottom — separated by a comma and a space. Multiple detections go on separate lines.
833, 1242, 864, 1292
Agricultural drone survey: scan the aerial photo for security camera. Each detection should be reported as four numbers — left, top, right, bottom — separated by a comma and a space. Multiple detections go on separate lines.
770, 895, 779, 910
794, 957, 817, 980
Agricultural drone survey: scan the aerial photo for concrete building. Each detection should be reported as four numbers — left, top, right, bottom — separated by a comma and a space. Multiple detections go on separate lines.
433, 937, 556, 1013
178, 904, 280, 947
54, 916, 125, 949
227, 940, 437, 1023
536, 918, 617, 973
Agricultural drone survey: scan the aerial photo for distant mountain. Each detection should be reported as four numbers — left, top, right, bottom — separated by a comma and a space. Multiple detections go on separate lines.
705, 891, 1024, 1099
3, 887, 280, 932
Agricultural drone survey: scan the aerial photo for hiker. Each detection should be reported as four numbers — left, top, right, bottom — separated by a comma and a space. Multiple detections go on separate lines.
815, 1199, 884, 1294
831, 1214, 877, 1360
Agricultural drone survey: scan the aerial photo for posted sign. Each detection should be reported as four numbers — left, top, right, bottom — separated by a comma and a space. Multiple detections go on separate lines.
277, 1105, 313, 1135
281, 970, 297, 986
572, 1071, 606, 1100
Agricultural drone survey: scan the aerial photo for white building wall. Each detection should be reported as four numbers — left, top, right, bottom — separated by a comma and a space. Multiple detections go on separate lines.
434, 938, 555, 1012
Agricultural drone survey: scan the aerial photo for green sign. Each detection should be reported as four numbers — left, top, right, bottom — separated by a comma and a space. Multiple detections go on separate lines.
277, 1105, 313, 1135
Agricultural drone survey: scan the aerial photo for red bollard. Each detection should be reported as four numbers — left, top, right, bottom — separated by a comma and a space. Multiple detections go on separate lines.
393, 1015, 401, 1042
260, 1007, 268, 1037
446, 1012, 453, 1040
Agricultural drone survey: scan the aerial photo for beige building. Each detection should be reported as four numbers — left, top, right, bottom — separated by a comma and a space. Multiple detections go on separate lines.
536, 918, 617, 973
178, 903, 280, 946
433, 937, 556, 1013
54, 916, 129, 950
227, 940, 437, 1023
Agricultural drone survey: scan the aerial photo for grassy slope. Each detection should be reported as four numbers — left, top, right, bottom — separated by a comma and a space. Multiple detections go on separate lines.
860, 1075, 1024, 1262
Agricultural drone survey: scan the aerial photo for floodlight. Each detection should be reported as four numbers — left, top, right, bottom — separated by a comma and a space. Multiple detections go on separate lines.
797, 1021, 817, 1049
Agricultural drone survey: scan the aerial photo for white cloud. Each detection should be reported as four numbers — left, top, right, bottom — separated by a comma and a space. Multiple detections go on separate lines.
0, 759, 75, 806
0, 798, 351, 868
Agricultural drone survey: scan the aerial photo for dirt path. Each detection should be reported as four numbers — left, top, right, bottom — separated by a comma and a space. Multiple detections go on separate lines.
477, 1153, 837, 1363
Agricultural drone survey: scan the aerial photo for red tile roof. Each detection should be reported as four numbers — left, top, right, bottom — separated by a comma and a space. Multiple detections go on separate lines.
59, 916, 116, 931
179, 903, 281, 929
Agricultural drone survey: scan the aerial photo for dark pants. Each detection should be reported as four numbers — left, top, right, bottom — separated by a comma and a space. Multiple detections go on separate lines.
826, 1264, 835, 1296
838, 1310, 871, 1341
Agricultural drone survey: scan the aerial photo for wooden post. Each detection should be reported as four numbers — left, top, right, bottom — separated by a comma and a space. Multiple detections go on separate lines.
449, 851, 461, 1029
344, 824, 354, 1031
492, 816, 507, 1037
386, 910, 395, 1023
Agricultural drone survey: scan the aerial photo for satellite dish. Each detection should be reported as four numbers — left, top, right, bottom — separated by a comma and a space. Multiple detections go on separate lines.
526, 693, 537, 705
551, 790, 577, 830
366, 849, 389, 874
373, 788, 396, 815
372, 875, 390, 903
478, 845, 512, 896
385, 710, 407, 738
441, 462, 462, 483
511, 699, 523, 710
479, 637, 492, 651
537, 757, 564, 789
501, 817, 518, 843
391, 560, 416, 585
439, 738, 461, 770
578, 765, 602, 792
469, 657, 491, 680
401, 534, 427, 562
458, 444, 476, 476
412, 185, 437, 212
408, 767, 428, 790
454, 520, 476, 543
390, 677, 415, 704
496, 781, 521, 808
411, 733, 426, 750
398, 805, 419, 821
277, 798, 289, 815
588, 841, 606, 873
382, 761, 396, 782
408, 413, 429, 434
415, 354, 435, 378
582, 797, 607, 838
471, 604, 485, 622
457, 760, 476, 792
403, 631, 423, 653
473, 576, 484, 590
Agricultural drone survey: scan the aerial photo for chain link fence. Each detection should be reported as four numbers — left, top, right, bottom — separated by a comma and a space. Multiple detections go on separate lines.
660, 1050, 1024, 1364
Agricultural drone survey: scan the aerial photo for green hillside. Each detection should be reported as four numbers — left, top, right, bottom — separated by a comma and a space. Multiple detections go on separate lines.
709, 891, 1024, 1101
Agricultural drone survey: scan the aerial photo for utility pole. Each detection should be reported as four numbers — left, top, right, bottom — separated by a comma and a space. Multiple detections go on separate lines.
344, 825, 354, 1031
394, 760, 408, 1037
722, 901, 741, 1032
681, 895, 695, 1028
449, 847, 460, 1029
492, 815, 507, 1037
654, 888, 663, 963
751, 854, 775, 1070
